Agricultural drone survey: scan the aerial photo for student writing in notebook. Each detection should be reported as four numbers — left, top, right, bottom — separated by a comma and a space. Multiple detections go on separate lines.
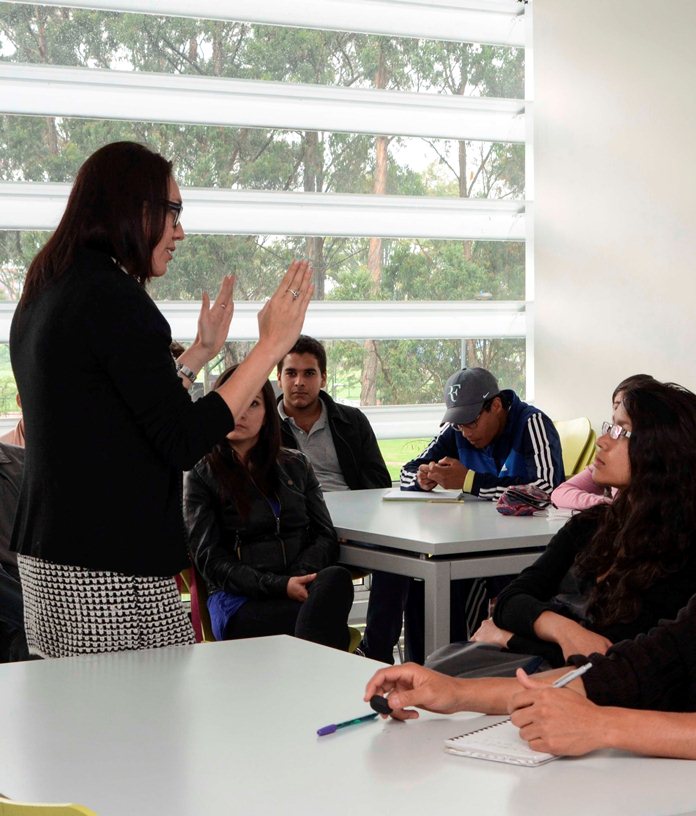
364, 591, 696, 760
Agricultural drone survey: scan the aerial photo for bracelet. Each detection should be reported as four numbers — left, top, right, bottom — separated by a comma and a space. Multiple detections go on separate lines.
176, 362, 198, 383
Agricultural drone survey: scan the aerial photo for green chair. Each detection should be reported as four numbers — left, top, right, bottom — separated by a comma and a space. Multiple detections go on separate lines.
0, 799, 97, 815
554, 417, 595, 476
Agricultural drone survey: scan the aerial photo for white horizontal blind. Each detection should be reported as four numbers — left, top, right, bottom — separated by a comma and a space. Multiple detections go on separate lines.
3, 0, 525, 46
0, 63, 525, 143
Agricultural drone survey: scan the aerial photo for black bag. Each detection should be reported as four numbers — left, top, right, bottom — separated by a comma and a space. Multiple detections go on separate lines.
425, 641, 548, 679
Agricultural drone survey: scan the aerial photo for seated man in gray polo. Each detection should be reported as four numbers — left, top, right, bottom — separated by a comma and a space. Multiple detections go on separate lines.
276, 335, 391, 492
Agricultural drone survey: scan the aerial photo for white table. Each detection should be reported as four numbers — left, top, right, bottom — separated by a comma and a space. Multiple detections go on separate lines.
325, 489, 567, 656
1, 637, 694, 816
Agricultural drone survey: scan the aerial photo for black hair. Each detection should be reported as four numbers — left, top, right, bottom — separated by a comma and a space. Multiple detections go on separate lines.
576, 380, 696, 625
277, 335, 327, 375
205, 365, 283, 519
21, 141, 172, 303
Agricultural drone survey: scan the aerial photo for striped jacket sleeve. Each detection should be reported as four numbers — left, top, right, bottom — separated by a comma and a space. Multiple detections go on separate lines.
399, 425, 458, 490
473, 412, 562, 501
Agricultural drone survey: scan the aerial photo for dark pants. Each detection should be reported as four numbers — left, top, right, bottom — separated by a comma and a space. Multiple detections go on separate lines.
0, 562, 29, 662
361, 571, 514, 664
223, 566, 354, 651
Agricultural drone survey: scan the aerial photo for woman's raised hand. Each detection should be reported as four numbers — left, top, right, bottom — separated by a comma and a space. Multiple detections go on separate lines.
257, 260, 314, 359
195, 275, 235, 359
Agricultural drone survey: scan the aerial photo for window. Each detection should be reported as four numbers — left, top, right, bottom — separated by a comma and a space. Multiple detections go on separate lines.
0, 0, 528, 432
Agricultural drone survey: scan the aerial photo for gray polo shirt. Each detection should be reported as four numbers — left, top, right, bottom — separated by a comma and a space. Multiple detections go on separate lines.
278, 400, 349, 492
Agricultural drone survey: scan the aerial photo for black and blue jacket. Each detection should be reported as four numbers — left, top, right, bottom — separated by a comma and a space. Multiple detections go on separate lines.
400, 390, 564, 500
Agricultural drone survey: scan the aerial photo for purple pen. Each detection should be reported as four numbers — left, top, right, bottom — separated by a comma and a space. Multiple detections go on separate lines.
317, 712, 378, 736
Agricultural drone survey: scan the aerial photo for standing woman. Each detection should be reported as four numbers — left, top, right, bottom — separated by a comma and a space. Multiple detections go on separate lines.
10, 141, 312, 658
185, 366, 354, 649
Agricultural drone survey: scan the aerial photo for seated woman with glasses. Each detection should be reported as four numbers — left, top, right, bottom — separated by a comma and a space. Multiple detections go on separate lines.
551, 373, 655, 511
469, 379, 696, 668
184, 365, 354, 649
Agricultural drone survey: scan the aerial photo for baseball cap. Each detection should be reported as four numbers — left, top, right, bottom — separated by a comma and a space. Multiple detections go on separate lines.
442, 368, 500, 425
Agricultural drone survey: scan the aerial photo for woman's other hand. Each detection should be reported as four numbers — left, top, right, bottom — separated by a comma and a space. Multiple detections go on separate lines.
471, 618, 513, 648
195, 275, 235, 358
257, 260, 314, 359
287, 573, 316, 602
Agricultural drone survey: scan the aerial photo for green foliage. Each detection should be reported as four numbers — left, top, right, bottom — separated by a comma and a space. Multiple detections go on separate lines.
0, 5, 527, 406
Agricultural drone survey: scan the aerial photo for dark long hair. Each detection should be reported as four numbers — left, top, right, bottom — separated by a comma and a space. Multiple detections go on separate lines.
21, 141, 172, 304
576, 380, 696, 625
205, 365, 282, 519
611, 373, 655, 402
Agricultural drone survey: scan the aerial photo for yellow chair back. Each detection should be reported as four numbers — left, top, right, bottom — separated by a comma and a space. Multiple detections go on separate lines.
554, 417, 595, 476
0, 801, 97, 815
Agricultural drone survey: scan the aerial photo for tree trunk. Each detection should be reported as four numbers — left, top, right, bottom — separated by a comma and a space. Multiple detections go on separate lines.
360, 45, 389, 406
303, 130, 326, 300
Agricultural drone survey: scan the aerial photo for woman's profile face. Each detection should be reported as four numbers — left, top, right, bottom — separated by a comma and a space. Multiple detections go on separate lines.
227, 392, 266, 448
593, 401, 632, 489
150, 177, 185, 277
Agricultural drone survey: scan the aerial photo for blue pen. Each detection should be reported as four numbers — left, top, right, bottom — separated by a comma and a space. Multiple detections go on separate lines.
317, 712, 378, 737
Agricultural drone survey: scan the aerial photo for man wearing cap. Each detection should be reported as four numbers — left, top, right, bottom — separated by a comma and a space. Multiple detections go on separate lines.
361, 367, 564, 664
401, 367, 563, 499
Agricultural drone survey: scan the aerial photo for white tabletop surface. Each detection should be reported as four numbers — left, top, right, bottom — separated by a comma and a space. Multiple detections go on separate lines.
2, 637, 695, 816
324, 489, 565, 556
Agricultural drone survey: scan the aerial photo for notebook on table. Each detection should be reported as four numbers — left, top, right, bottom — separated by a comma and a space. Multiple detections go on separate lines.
444, 715, 560, 767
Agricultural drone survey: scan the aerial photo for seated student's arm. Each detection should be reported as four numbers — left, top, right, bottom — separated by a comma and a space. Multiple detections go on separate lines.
469, 412, 563, 501
510, 670, 696, 759
400, 425, 459, 491
363, 662, 568, 721
183, 466, 289, 599
286, 454, 339, 576
551, 466, 610, 511
490, 515, 605, 660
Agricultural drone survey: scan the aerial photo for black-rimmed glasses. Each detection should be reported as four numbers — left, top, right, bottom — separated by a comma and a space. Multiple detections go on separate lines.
601, 421, 632, 440
164, 200, 183, 227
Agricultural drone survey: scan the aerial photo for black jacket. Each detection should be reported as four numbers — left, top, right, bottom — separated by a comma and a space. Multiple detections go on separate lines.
278, 391, 391, 490
10, 248, 234, 576
494, 511, 696, 667
185, 449, 338, 599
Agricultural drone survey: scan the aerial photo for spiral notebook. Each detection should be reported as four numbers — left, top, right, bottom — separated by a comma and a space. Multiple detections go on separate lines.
444, 715, 559, 767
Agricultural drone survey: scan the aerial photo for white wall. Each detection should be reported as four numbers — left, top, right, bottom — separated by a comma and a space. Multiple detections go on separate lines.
534, 0, 696, 427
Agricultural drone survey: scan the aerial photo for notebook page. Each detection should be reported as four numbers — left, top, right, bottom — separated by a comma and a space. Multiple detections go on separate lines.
444, 716, 559, 767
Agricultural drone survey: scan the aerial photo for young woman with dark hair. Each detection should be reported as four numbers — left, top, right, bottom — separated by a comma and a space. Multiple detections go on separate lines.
10, 141, 312, 658
551, 373, 656, 511
470, 379, 696, 667
184, 365, 354, 649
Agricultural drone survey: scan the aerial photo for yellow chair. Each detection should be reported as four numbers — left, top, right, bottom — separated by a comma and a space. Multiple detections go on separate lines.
554, 417, 595, 476
576, 428, 597, 471
0, 800, 97, 815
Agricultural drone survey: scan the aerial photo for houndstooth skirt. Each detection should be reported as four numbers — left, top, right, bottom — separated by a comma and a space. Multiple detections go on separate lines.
17, 554, 195, 658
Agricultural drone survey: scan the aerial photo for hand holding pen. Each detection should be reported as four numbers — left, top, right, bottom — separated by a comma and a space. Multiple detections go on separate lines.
510, 663, 603, 756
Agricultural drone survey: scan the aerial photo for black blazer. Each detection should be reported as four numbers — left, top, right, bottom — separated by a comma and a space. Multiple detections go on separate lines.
10, 248, 234, 576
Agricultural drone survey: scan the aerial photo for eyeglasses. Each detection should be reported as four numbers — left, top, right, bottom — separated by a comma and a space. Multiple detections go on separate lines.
601, 421, 632, 440
164, 200, 183, 227
454, 409, 485, 432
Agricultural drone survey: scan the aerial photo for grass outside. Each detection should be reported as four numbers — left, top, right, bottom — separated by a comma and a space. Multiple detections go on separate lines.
377, 437, 430, 482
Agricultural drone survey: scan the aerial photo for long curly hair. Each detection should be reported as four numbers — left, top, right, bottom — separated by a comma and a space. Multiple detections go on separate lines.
205, 364, 283, 519
575, 380, 696, 625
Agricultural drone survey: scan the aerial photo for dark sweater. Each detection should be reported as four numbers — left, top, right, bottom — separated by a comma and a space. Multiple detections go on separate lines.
571, 593, 696, 712
494, 512, 696, 667
10, 248, 234, 576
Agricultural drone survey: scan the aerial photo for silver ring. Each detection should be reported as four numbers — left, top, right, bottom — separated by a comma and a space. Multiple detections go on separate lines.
287, 288, 300, 300
220, 303, 227, 309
